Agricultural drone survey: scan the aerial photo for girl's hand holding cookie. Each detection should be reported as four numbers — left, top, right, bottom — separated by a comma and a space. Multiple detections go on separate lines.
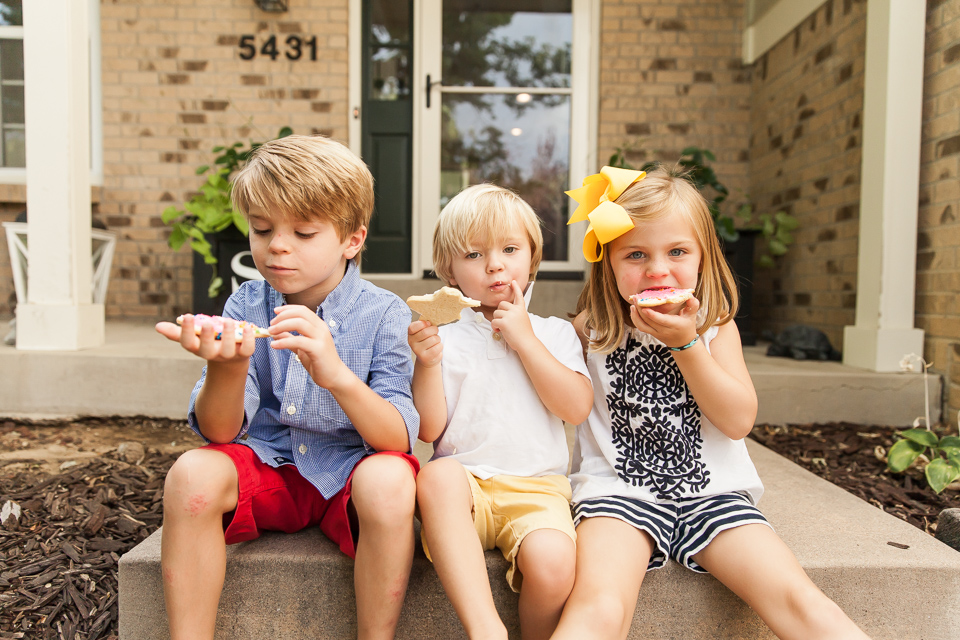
630, 296, 700, 350
408, 319, 443, 367
269, 305, 349, 390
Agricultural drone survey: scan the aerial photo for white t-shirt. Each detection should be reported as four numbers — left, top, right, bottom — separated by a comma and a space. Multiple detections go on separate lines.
432, 304, 591, 479
570, 325, 764, 505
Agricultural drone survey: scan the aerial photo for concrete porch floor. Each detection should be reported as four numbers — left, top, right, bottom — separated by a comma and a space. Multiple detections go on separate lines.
0, 320, 941, 427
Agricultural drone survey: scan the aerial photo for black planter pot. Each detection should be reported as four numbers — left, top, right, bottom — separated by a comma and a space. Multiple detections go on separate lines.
721, 229, 758, 346
191, 226, 258, 315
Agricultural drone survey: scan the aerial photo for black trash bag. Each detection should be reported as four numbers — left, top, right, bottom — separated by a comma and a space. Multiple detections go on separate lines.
764, 324, 841, 361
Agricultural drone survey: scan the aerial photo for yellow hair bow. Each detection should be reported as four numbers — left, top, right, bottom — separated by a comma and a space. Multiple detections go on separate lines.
565, 167, 646, 262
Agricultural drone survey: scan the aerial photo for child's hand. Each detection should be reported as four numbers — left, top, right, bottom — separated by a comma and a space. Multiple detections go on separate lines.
268, 305, 349, 390
155, 315, 256, 364
629, 297, 700, 349
492, 281, 535, 351
408, 320, 443, 367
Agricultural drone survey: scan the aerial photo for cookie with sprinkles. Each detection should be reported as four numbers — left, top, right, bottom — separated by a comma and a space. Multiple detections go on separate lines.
176, 314, 271, 341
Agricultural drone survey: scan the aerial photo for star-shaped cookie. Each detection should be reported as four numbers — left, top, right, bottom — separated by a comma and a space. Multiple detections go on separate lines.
406, 287, 481, 325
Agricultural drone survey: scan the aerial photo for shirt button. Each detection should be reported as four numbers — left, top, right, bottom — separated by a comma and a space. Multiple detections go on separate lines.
299, 444, 308, 454
493, 332, 502, 341
475, 315, 483, 324
329, 319, 337, 328
294, 354, 301, 364
286, 405, 296, 415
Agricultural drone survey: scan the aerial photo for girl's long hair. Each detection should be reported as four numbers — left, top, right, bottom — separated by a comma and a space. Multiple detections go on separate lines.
576, 166, 739, 353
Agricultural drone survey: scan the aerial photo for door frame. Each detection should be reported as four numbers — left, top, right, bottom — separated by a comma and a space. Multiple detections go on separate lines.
349, 0, 599, 278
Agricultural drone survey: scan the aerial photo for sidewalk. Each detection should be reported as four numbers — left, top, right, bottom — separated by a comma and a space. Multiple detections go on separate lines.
0, 321, 941, 426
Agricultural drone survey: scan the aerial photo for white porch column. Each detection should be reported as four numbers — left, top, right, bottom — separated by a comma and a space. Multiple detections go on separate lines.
16, 0, 102, 350
842, 0, 925, 372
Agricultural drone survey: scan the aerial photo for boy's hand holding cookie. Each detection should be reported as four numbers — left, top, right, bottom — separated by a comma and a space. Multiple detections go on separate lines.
491, 281, 535, 351
156, 314, 256, 364
408, 320, 443, 368
269, 305, 351, 390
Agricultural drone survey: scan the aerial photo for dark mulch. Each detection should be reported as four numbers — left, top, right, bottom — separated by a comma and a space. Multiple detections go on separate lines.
751, 422, 960, 535
1, 418, 957, 638
0, 419, 184, 640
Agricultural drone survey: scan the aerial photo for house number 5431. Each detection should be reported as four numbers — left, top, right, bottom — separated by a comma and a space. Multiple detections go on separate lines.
238, 35, 318, 61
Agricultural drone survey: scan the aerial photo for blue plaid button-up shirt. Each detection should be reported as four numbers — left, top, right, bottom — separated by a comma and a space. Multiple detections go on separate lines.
187, 260, 419, 498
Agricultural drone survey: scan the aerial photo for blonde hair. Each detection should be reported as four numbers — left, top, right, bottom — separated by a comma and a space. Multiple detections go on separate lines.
231, 134, 374, 242
432, 184, 544, 285
576, 166, 739, 353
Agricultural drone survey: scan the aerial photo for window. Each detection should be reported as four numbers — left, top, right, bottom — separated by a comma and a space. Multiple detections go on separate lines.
0, 0, 24, 168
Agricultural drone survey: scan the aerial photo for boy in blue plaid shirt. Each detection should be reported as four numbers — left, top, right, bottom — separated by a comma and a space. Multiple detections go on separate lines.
156, 135, 420, 640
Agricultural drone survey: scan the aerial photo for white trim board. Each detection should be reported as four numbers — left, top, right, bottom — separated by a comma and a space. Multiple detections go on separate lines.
742, 0, 825, 64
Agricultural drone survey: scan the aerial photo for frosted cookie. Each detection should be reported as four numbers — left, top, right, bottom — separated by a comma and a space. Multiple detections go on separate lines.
629, 287, 694, 308
406, 287, 481, 325
176, 314, 271, 341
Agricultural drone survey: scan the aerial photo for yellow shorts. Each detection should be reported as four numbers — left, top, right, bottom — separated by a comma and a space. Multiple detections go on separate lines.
421, 469, 576, 592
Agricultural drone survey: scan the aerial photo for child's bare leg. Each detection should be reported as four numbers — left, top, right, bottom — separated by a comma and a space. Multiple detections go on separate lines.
551, 517, 653, 640
350, 454, 418, 640
693, 524, 871, 640
417, 458, 507, 640
161, 449, 239, 640
514, 529, 576, 640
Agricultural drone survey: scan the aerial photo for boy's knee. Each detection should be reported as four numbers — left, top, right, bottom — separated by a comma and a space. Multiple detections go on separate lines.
352, 455, 416, 523
415, 457, 464, 501
163, 449, 237, 519
518, 531, 576, 592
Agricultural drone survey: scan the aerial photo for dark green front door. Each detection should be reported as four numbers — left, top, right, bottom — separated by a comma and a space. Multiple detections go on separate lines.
361, 0, 413, 273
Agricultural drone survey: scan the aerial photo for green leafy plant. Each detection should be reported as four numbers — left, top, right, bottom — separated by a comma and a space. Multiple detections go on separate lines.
886, 354, 960, 494
162, 126, 293, 297
608, 144, 799, 268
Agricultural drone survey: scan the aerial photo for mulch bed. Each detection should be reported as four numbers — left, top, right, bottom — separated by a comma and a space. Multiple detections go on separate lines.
751, 422, 960, 535
0, 421, 181, 640
1, 418, 958, 639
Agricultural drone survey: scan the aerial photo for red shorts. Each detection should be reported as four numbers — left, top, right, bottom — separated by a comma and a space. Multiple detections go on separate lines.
203, 443, 419, 559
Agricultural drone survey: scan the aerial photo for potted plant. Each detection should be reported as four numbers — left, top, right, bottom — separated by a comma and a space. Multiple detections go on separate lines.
608, 144, 799, 344
162, 127, 292, 314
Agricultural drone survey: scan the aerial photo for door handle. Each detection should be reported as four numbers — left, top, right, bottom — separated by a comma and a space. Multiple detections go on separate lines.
426, 74, 442, 108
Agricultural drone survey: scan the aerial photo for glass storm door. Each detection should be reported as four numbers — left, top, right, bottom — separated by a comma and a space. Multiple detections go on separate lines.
418, 0, 592, 277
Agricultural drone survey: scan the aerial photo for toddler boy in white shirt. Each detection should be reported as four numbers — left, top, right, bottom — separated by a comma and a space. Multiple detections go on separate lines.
407, 184, 594, 640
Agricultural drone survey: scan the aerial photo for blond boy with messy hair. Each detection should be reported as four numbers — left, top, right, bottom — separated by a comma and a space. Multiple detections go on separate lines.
408, 184, 594, 640
156, 135, 420, 640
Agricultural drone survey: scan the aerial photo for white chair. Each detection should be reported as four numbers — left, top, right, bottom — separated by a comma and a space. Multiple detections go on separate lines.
3, 220, 117, 343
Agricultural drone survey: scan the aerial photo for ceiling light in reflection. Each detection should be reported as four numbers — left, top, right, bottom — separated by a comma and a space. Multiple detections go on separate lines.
515, 93, 532, 104
510, 127, 523, 136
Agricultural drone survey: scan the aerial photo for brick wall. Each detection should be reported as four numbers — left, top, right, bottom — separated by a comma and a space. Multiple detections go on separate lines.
747, 0, 865, 349
98, 0, 349, 320
918, 0, 960, 423
597, 0, 752, 198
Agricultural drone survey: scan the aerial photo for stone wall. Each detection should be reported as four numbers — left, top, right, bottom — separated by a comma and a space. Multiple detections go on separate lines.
597, 0, 751, 197
98, 0, 349, 320
918, 0, 960, 423
747, 0, 865, 349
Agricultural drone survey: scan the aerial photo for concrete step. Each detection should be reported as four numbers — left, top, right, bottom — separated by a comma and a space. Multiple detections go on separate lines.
0, 321, 940, 428
118, 440, 960, 640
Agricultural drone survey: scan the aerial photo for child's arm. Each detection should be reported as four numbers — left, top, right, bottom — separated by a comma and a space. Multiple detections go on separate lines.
408, 319, 448, 443
631, 301, 757, 439
155, 315, 256, 443
493, 281, 593, 425
268, 304, 411, 452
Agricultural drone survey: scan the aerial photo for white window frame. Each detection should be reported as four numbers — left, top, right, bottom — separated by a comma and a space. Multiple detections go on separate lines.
0, 0, 102, 185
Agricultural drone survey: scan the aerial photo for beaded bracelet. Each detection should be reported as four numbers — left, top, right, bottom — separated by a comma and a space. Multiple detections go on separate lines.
669, 336, 699, 352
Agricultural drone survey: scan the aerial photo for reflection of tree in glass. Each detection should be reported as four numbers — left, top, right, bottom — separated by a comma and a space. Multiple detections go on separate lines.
442, 10, 570, 115
442, 110, 568, 260
0, 1, 21, 26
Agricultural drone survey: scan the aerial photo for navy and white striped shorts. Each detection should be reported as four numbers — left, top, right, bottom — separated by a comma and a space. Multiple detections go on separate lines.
573, 492, 771, 573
